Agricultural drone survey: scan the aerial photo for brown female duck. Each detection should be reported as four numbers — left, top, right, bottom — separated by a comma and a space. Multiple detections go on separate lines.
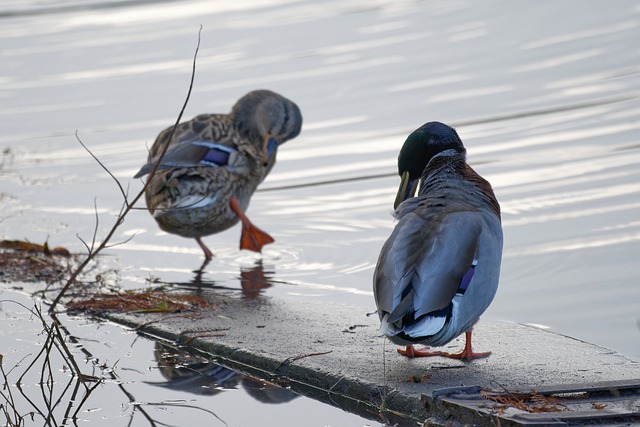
134, 90, 302, 260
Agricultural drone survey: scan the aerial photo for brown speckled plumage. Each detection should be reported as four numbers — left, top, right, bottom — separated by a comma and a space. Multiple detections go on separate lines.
134, 90, 302, 258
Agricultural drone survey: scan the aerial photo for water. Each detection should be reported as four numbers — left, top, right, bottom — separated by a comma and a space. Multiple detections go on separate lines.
1, 0, 639, 424
0, 291, 382, 426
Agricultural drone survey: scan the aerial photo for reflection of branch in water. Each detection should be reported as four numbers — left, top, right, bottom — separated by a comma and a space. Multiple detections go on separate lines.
145, 402, 229, 427
67, 378, 102, 423
0, 355, 27, 427
108, 369, 162, 426
0, 300, 103, 426
1, 300, 225, 426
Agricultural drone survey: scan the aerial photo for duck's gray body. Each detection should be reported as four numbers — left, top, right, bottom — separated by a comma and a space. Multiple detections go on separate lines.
374, 122, 502, 350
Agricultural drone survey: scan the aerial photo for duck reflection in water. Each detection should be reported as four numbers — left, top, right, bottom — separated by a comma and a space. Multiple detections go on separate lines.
151, 342, 298, 404
162, 260, 275, 300
238, 261, 274, 299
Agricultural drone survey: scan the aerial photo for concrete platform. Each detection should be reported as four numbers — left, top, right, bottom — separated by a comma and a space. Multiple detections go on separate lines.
99, 295, 640, 426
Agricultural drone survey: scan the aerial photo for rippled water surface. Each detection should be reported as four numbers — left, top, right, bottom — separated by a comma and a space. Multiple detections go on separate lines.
0, 291, 382, 426
1, 0, 639, 424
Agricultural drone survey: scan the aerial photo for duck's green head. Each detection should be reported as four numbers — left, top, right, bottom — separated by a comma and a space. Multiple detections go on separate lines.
394, 122, 465, 209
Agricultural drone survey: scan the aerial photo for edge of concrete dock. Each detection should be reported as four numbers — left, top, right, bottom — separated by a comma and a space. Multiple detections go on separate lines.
91, 294, 640, 426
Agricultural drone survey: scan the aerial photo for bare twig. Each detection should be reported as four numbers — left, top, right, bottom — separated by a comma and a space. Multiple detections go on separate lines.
103, 233, 136, 249
108, 369, 160, 426
0, 355, 24, 427
48, 26, 202, 314
275, 350, 333, 375
286, 350, 333, 362
77, 135, 129, 204
144, 402, 228, 426
70, 379, 102, 421
90, 198, 100, 252
76, 233, 91, 254
2, 300, 110, 425
47, 315, 87, 384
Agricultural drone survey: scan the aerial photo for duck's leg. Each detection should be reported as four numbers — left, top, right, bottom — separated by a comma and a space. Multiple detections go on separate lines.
229, 196, 274, 253
397, 345, 442, 358
440, 331, 491, 360
195, 237, 214, 260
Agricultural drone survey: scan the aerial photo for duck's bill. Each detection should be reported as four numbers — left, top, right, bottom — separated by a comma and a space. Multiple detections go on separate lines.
262, 133, 280, 165
394, 171, 418, 209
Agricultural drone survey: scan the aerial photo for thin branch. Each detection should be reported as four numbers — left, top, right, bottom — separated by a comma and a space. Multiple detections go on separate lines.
103, 233, 137, 249
116, 184, 131, 218
0, 355, 21, 427
111, 370, 159, 426
62, 379, 83, 424
144, 402, 228, 426
1, 300, 102, 426
48, 26, 202, 314
48, 319, 84, 383
17, 337, 50, 389
46, 371, 76, 426
70, 379, 102, 421
4, 353, 33, 378
76, 233, 91, 254
90, 197, 99, 252
76, 132, 128, 205
39, 335, 57, 427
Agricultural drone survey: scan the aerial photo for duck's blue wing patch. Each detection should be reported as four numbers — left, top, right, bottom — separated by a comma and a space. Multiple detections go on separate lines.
458, 259, 478, 295
193, 141, 237, 167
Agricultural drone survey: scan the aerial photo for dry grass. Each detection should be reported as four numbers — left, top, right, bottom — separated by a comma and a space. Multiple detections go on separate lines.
0, 241, 73, 284
66, 290, 213, 314
481, 389, 568, 413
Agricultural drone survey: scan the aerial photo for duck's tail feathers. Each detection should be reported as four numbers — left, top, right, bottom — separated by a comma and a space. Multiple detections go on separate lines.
380, 312, 446, 339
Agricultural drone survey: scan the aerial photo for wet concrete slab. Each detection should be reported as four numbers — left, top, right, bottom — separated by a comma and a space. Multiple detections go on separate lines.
96, 296, 640, 426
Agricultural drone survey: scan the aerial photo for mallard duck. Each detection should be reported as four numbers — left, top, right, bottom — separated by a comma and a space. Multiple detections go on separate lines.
134, 90, 302, 260
373, 122, 502, 360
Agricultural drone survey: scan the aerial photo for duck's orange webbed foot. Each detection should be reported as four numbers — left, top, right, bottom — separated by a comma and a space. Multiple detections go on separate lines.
239, 224, 274, 253
397, 345, 442, 358
229, 196, 274, 253
439, 331, 491, 360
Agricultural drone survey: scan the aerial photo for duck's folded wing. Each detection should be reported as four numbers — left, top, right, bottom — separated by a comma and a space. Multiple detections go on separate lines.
134, 130, 246, 178
375, 210, 482, 325
374, 212, 422, 317
134, 142, 209, 178
134, 114, 238, 178
412, 211, 481, 318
